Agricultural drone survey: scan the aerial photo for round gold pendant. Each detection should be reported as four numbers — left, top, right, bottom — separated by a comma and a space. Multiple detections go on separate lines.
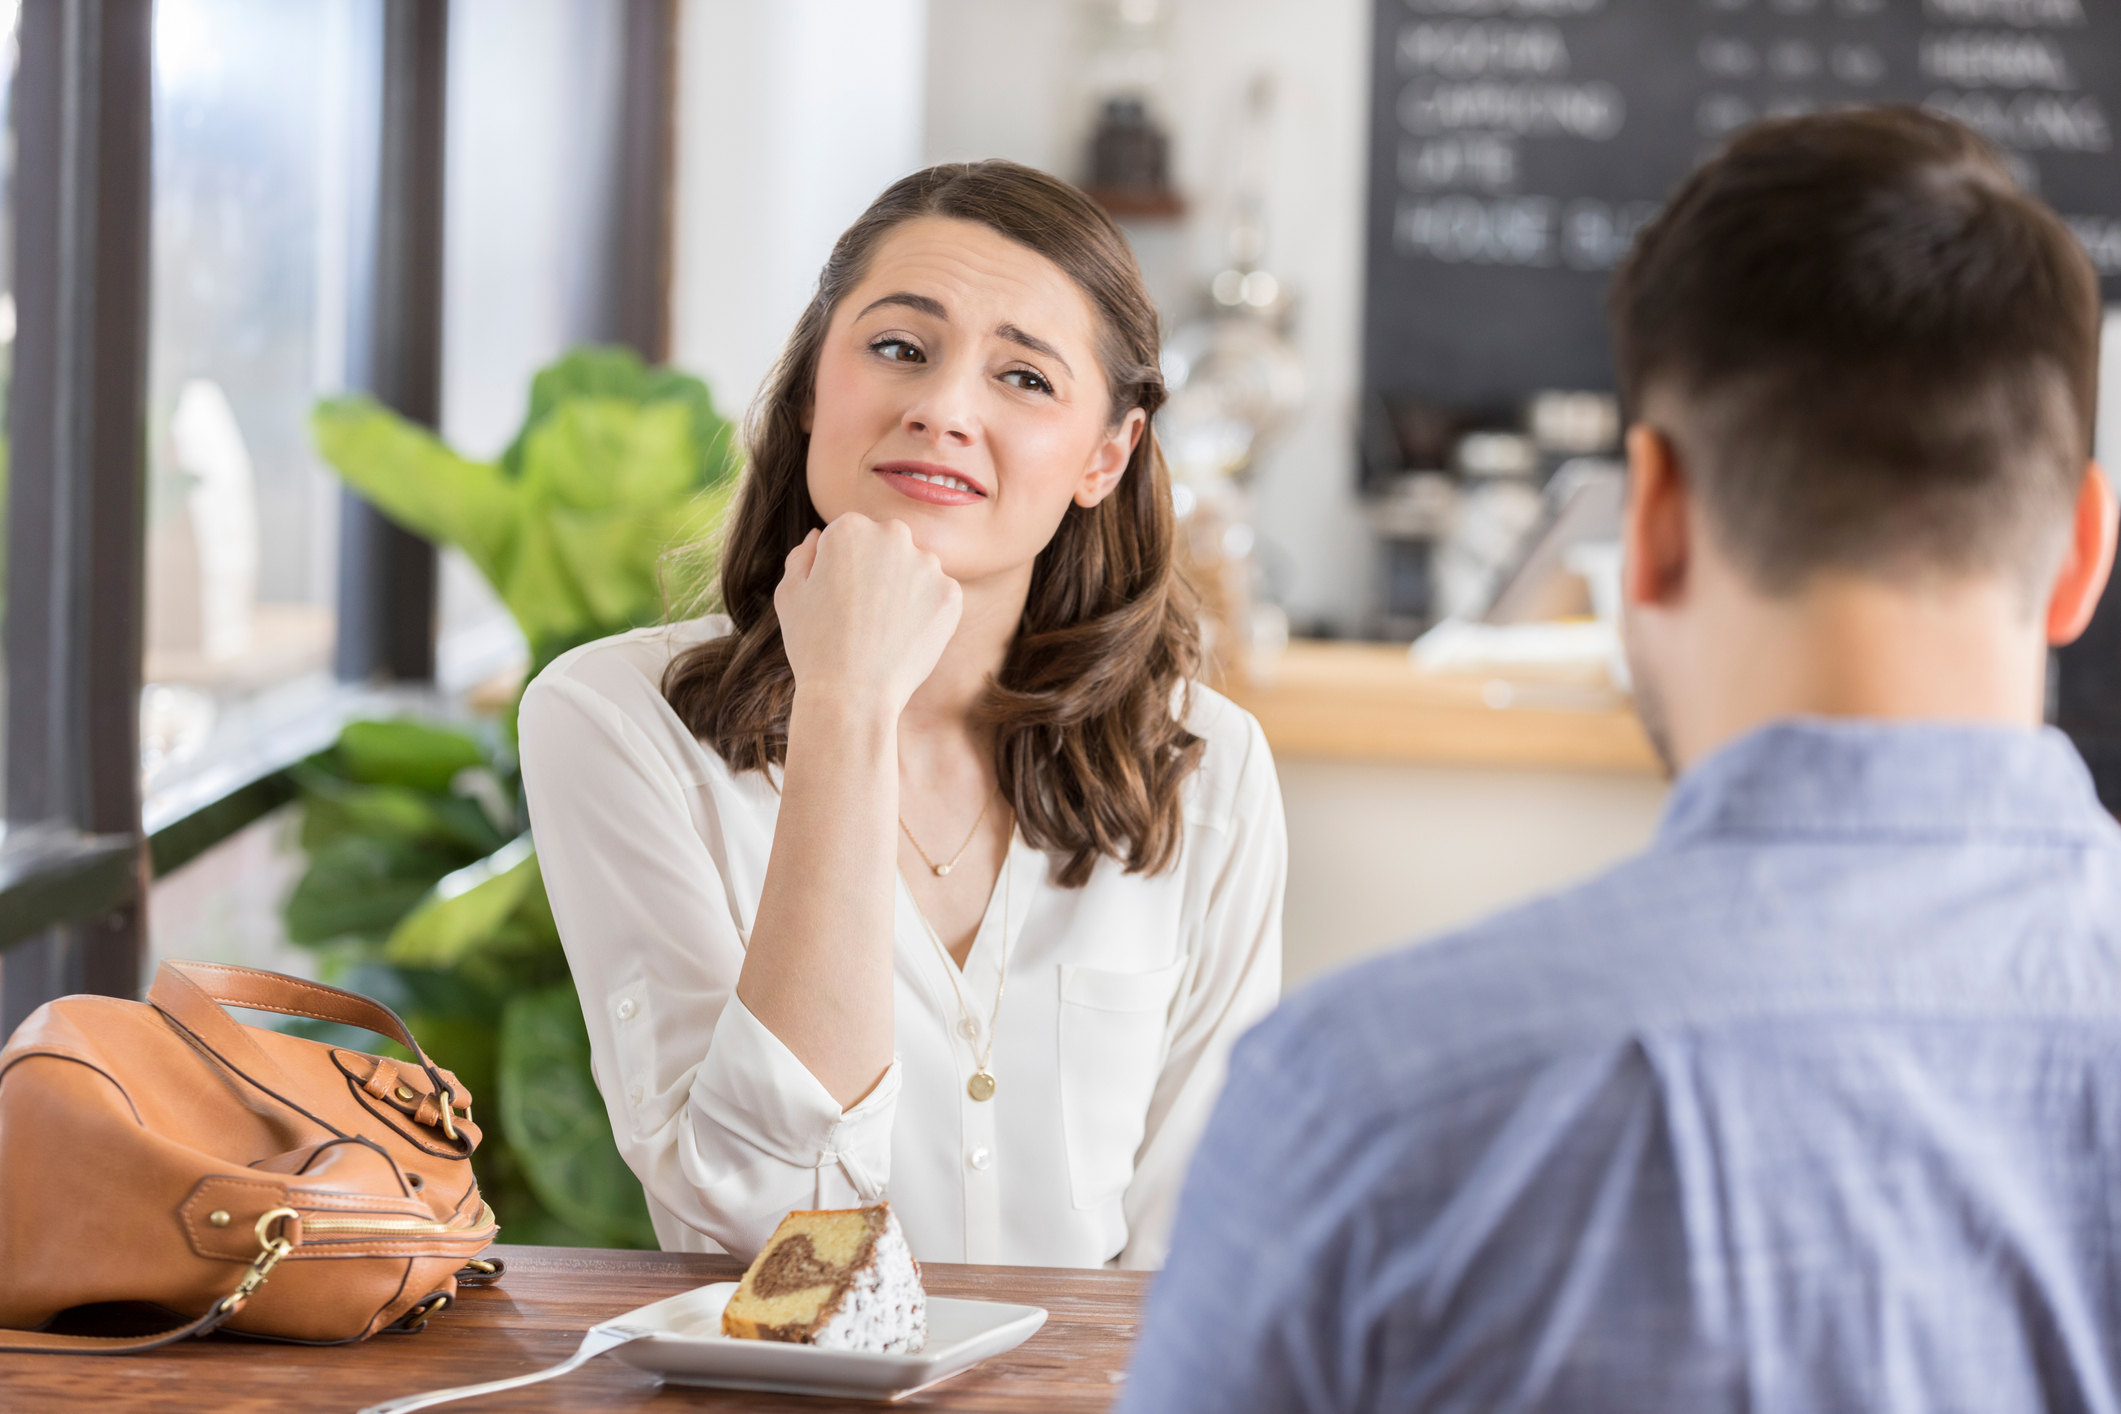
966, 1070, 996, 1102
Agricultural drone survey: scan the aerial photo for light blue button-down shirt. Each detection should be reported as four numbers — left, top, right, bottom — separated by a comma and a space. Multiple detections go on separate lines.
1122, 720, 2121, 1414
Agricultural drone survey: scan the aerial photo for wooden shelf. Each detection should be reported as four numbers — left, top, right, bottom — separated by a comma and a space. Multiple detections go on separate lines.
1223, 639, 1660, 775
1085, 185, 1186, 220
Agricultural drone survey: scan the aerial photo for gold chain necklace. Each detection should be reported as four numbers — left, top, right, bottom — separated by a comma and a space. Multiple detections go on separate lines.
901, 820, 1012, 1102
899, 791, 996, 877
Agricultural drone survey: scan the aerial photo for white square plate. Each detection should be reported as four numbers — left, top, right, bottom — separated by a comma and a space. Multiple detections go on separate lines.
602, 1282, 1048, 1402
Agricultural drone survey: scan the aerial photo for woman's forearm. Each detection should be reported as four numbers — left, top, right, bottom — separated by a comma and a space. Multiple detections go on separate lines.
737, 686, 902, 1108
740, 513, 961, 1108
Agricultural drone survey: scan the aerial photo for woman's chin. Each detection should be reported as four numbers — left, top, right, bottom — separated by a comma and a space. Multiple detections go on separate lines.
920, 539, 1027, 593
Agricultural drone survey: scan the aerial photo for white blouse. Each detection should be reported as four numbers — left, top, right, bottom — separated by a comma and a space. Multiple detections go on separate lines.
517, 617, 1284, 1269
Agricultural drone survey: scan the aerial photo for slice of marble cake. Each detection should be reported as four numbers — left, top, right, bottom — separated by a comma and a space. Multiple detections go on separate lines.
721, 1203, 928, 1353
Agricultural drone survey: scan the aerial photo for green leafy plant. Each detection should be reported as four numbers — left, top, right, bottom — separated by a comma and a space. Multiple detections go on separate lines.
313, 345, 739, 679
286, 346, 739, 1247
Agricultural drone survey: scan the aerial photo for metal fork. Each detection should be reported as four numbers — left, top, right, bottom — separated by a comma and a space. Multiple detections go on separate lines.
357, 1323, 657, 1414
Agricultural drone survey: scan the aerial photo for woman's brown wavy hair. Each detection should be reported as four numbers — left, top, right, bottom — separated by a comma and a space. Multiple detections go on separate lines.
661, 160, 1203, 888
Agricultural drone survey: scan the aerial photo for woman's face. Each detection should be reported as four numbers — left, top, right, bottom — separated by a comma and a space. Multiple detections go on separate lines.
804, 217, 1145, 588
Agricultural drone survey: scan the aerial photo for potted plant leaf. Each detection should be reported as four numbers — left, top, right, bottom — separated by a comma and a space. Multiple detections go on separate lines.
285, 346, 739, 1245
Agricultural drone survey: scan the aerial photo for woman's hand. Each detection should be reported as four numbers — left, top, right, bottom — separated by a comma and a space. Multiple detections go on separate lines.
775, 514, 963, 719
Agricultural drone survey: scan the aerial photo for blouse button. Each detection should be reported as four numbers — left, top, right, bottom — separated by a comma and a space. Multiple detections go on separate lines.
615, 998, 637, 1021
968, 1146, 992, 1171
628, 1085, 644, 1106
956, 1017, 979, 1041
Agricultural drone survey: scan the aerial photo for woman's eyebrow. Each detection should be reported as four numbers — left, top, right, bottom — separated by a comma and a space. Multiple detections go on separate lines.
854, 292, 1073, 378
855, 292, 947, 321
997, 323, 1072, 377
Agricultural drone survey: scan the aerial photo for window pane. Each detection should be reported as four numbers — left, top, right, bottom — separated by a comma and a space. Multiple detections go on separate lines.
142, 0, 376, 790
434, 0, 623, 695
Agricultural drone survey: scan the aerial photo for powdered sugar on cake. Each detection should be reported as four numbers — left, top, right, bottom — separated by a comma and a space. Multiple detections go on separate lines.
812, 1207, 927, 1353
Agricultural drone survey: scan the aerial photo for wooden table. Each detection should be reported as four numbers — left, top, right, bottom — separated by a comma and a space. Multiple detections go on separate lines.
0, 1245, 1149, 1414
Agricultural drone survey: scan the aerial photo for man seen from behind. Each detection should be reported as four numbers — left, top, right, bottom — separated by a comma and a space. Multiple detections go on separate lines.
1120, 106, 2121, 1414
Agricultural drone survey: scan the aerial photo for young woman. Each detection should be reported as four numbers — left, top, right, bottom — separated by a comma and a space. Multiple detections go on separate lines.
517, 161, 1284, 1269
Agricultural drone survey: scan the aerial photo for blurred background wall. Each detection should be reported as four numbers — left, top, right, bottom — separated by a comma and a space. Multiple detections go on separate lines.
673, 0, 1375, 637
923, 0, 1373, 638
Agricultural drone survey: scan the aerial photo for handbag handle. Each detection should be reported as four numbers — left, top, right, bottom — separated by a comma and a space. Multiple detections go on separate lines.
148, 961, 464, 1142
0, 1302, 241, 1354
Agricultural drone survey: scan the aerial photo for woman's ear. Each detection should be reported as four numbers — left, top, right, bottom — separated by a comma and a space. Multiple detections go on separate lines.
1074, 407, 1146, 509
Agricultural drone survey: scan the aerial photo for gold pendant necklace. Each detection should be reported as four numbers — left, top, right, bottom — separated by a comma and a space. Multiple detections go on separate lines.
900, 791, 996, 878
903, 817, 1012, 1102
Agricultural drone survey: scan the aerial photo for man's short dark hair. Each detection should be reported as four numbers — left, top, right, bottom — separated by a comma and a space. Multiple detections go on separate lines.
1610, 105, 2100, 593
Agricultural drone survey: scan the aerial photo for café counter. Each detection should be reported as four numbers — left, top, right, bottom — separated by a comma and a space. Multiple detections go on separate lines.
1223, 637, 1659, 774
1225, 639, 1668, 982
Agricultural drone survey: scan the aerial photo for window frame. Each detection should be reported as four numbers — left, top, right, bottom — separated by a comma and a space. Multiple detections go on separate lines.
1, 0, 154, 1022
1, 0, 681, 1027
335, 0, 447, 687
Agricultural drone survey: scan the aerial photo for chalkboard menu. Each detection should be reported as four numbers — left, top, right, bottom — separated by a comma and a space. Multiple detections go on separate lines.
1362, 0, 2121, 411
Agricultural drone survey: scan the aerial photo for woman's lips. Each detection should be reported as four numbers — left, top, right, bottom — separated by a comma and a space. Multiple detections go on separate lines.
872, 461, 987, 506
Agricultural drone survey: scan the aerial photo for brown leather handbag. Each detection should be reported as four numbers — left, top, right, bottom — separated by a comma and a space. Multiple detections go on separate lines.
0, 960, 503, 1353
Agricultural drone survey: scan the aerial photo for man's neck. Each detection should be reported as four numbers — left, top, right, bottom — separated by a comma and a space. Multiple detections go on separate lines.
1666, 568, 2051, 771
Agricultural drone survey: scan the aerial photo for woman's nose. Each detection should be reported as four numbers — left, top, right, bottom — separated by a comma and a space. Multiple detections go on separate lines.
902, 369, 979, 447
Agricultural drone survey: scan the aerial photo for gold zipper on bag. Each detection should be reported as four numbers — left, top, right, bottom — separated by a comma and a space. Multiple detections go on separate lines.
301, 1201, 497, 1239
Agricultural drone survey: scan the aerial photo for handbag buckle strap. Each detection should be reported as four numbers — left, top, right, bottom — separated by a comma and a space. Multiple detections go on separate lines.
215, 1207, 300, 1318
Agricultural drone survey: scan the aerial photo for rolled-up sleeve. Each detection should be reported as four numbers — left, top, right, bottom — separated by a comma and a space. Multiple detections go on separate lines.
519, 663, 899, 1258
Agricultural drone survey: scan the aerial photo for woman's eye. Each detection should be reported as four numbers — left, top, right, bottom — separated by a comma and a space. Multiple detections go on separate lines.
1001, 368, 1053, 395
870, 338, 924, 364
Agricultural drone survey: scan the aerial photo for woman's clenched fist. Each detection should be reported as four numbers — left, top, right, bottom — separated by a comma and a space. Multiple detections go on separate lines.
775, 514, 963, 720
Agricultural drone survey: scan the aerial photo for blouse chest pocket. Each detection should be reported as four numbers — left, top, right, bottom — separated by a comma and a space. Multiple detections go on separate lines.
1056, 958, 1188, 1211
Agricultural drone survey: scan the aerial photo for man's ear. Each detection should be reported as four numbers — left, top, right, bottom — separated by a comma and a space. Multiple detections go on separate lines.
1623, 422, 1692, 609
2047, 461, 2118, 645
1074, 408, 1145, 509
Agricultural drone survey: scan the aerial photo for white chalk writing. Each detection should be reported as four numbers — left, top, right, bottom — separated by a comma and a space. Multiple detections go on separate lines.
1561, 198, 1660, 269
1925, 90, 2110, 149
1400, 79, 1626, 138
2066, 216, 2121, 274
1400, 135, 1521, 190
1404, 0, 1602, 15
1921, 33, 2074, 88
1395, 195, 1558, 264
1398, 22, 1571, 76
1923, 0, 2084, 25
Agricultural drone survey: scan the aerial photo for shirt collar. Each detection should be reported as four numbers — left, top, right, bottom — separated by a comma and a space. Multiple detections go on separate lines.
1655, 717, 2120, 849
